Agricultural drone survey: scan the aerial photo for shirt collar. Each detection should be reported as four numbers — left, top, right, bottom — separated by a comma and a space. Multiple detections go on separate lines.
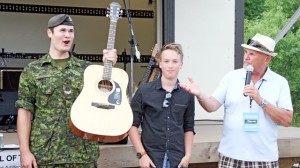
40, 53, 82, 67
261, 66, 272, 81
241, 66, 272, 82
154, 78, 180, 91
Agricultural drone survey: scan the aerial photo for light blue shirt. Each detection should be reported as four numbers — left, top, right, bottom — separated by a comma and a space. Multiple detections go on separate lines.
212, 67, 293, 161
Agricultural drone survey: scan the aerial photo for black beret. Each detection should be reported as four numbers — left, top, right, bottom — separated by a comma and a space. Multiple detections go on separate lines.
48, 14, 74, 28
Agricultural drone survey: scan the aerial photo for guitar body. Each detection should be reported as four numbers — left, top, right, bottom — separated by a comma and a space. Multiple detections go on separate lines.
149, 65, 161, 82
70, 2, 132, 143
70, 65, 132, 142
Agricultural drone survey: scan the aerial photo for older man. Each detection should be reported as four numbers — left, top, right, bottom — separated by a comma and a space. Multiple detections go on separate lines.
180, 33, 293, 168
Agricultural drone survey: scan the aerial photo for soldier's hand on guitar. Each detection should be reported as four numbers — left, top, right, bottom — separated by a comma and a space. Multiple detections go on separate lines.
103, 49, 118, 65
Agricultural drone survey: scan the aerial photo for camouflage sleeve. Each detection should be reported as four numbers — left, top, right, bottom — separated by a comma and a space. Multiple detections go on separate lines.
15, 66, 36, 113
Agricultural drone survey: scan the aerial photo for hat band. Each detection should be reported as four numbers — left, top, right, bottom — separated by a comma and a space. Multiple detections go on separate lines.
247, 39, 273, 53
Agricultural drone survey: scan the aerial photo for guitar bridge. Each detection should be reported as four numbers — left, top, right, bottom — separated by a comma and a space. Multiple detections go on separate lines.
91, 102, 115, 109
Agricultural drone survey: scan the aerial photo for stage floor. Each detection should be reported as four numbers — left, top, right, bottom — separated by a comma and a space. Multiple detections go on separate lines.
98, 120, 300, 167
2, 120, 300, 167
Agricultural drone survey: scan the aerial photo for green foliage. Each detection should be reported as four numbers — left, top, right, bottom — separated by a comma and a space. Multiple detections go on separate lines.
273, 31, 300, 126
244, 0, 266, 20
244, 0, 300, 126
293, 113, 300, 127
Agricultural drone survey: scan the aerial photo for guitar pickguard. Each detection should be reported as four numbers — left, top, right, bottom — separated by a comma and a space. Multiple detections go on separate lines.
108, 81, 122, 105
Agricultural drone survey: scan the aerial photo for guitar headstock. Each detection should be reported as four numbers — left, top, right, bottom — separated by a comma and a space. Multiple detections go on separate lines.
151, 43, 159, 58
106, 2, 122, 22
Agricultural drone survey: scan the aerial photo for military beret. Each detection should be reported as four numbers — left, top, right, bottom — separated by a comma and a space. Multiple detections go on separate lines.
48, 14, 74, 28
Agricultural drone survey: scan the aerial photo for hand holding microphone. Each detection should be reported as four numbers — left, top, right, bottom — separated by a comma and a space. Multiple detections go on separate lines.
244, 65, 254, 97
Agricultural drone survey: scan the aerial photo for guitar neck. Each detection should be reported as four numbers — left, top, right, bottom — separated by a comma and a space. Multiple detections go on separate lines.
139, 43, 159, 86
107, 21, 117, 50
103, 20, 117, 80
140, 57, 157, 86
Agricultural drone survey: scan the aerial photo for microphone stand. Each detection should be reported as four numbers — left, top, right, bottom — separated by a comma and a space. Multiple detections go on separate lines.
123, 0, 140, 102
122, 49, 127, 71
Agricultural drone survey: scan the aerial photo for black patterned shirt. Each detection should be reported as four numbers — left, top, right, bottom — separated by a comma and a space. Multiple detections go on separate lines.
131, 79, 195, 168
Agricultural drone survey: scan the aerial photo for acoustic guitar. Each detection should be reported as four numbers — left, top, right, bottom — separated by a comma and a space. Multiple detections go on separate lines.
70, 2, 133, 143
138, 43, 161, 87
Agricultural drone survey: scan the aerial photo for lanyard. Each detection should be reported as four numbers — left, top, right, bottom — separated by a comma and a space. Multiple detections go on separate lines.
250, 79, 264, 109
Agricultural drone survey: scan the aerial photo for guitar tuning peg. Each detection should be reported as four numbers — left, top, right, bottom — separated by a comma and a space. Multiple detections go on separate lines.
119, 10, 123, 18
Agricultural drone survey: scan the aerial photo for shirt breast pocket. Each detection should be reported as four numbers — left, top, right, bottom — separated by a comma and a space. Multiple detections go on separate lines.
36, 75, 59, 107
172, 104, 188, 124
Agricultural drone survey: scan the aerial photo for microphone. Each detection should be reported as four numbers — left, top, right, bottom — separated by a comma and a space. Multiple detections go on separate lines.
244, 64, 254, 97
135, 45, 140, 60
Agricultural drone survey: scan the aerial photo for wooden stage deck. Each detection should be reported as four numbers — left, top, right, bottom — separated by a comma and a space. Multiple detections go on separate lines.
98, 121, 300, 168
3, 121, 300, 167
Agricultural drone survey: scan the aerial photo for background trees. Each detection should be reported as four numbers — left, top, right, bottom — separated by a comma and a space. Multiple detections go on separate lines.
244, 0, 300, 126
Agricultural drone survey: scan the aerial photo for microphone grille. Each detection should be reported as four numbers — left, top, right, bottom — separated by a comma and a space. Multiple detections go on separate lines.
246, 65, 254, 72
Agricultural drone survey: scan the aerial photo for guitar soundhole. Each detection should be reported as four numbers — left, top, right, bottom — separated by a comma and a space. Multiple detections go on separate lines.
98, 80, 113, 92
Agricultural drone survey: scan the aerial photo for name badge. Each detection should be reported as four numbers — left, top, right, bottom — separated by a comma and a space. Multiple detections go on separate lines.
243, 112, 259, 132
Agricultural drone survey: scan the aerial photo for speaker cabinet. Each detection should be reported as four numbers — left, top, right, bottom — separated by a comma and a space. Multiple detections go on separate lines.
0, 68, 23, 90
0, 89, 18, 130
0, 68, 21, 130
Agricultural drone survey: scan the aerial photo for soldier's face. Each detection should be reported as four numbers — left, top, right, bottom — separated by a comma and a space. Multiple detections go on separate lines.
48, 25, 74, 53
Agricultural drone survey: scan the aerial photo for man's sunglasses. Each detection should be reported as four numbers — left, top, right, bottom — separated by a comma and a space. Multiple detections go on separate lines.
247, 39, 272, 53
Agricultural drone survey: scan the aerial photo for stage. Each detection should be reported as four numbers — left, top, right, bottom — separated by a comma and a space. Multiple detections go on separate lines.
98, 121, 300, 167
2, 121, 300, 167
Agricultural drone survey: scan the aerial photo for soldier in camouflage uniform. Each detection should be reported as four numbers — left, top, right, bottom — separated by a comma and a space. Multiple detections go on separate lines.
16, 14, 118, 168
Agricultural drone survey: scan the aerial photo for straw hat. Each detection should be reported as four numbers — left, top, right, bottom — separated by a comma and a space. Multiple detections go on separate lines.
241, 33, 277, 57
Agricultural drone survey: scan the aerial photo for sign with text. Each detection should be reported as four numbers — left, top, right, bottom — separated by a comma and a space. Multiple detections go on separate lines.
0, 149, 20, 167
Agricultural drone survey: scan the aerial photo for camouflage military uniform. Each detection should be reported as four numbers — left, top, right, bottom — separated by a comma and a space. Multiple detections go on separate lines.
16, 54, 99, 167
